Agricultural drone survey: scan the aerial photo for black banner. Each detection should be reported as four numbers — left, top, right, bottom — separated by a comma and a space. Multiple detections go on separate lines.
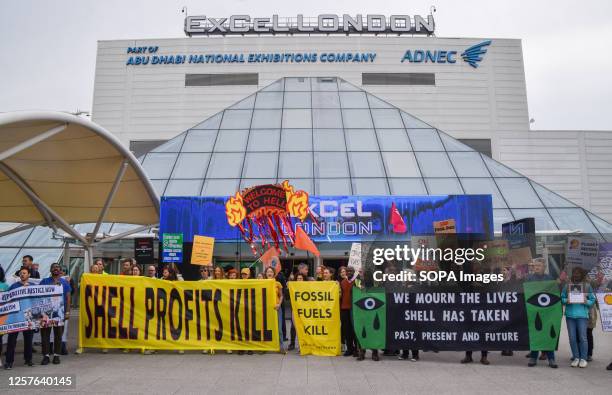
385, 285, 529, 351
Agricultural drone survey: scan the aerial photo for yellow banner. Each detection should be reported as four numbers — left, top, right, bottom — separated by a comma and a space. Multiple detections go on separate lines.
288, 281, 341, 356
79, 274, 279, 351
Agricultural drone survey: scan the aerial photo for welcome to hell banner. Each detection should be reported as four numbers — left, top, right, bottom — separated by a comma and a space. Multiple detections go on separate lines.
288, 281, 341, 356
352, 281, 562, 351
79, 275, 280, 351
0, 285, 65, 334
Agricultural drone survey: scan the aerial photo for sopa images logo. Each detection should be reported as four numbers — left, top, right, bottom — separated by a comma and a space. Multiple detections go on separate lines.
460, 40, 492, 68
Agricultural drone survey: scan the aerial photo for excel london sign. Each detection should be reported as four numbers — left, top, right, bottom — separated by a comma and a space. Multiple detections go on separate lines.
184, 14, 435, 36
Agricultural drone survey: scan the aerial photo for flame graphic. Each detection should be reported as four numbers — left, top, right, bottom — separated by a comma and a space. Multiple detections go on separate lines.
225, 192, 246, 226
287, 190, 309, 220
282, 180, 309, 220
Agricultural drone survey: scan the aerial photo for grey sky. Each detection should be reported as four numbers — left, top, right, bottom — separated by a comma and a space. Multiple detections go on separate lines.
1, 0, 611, 130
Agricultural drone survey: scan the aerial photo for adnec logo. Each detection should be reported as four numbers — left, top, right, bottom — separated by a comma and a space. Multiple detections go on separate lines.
401, 40, 492, 68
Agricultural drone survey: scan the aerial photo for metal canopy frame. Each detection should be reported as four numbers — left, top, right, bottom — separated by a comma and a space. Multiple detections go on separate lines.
0, 112, 160, 269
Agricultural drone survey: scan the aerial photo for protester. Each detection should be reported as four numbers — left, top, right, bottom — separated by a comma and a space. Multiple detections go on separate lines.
120, 258, 132, 275
146, 265, 157, 278
339, 266, 357, 357
227, 268, 238, 279
587, 295, 598, 362
265, 266, 286, 354
4, 267, 35, 369
276, 268, 288, 342
315, 265, 323, 281
256, 272, 264, 280
240, 267, 251, 280
322, 267, 333, 281
161, 265, 178, 281
0, 266, 9, 368
16, 255, 40, 278
39, 263, 71, 365
213, 266, 225, 280
460, 262, 489, 365
132, 265, 142, 277
198, 266, 210, 280
297, 262, 313, 281
289, 273, 304, 352
562, 267, 596, 368
93, 258, 107, 274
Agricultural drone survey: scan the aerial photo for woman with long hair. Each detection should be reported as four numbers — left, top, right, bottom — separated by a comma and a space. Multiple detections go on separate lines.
562, 267, 596, 368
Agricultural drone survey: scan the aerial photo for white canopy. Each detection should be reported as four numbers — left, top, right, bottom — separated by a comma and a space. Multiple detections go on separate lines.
0, 111, 159, 246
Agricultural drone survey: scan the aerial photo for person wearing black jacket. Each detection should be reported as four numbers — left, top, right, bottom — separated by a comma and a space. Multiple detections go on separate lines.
15, 255, 40, 279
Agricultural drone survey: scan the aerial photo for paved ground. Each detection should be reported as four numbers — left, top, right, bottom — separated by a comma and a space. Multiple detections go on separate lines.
0, 314, 610, 394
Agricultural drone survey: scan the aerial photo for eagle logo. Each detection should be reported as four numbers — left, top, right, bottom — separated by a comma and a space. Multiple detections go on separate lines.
461, 40, 492, 68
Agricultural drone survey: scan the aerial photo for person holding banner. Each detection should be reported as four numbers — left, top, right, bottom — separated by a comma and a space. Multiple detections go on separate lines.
562, 267, 596, 368
265, 266, 287, 354
339, 266, 357, 357
4, 267, 35, 369
39, 263, 71, 365
0, 267, 9, 369
525, 258, 558, 368
213, 266, 225, 280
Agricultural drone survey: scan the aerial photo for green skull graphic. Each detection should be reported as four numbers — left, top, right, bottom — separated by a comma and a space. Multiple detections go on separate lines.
523, 280, 562, 351
352, 287, 386, 350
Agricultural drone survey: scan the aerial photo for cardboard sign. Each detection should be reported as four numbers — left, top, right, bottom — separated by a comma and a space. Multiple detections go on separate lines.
433, 219, 456, 234
566, 237, 599, 271
348, 243, 362, 272
191, 235, 215, 266
597, 292, 612, 332
162, 233, 183, 263
412, 236, 438, 271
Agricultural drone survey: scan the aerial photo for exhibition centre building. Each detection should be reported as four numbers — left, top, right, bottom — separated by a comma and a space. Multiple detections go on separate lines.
1, 14, 611, 277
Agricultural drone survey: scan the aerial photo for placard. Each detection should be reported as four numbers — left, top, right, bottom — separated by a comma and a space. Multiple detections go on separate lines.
566, 237, 599, 271
191, 235, 215, 266
162, 233, 183, 263
596, 292, 612, 332
134, 237, 154, 266
433, 219, 456, 234
568, 283, 585, 304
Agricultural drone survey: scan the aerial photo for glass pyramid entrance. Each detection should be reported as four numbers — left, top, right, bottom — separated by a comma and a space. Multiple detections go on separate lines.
141, 77, 612, 237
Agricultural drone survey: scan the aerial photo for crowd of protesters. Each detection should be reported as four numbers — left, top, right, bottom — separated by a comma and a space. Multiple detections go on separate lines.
1, 255, 611, 373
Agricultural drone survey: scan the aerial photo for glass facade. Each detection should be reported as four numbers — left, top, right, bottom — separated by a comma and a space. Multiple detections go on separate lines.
2, 77, 611, 275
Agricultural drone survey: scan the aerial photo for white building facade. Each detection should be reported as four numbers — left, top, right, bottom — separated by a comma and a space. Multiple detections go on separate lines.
91, 33, 612, 223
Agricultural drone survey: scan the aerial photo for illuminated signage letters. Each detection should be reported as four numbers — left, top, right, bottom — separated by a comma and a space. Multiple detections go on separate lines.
184, 14, 435, 36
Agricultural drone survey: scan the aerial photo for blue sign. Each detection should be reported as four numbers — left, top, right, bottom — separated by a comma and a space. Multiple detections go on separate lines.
401, 40, 491, 68
160, 195, 493, 243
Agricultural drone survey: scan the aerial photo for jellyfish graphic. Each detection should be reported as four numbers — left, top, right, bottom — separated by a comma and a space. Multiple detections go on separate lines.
352, 287, 386, 350
523, 280, 563, 351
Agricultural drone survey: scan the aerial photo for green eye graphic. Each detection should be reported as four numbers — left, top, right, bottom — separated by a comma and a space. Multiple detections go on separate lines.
527, 292, 560, 308
355, 297, 385, 311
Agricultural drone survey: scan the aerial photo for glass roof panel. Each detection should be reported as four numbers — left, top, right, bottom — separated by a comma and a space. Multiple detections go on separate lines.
548, 208, 599, 233
531, 182, 577, 208
377, 129, 412, 151
316, 178, 352, 195
408, 129, 444, 151
151, 134, 185, 152
495, 178, 543, 208
448, 152, 490, 177
182, 130, 217, 152
382, 152, 421, 177
313, 129, 346, 151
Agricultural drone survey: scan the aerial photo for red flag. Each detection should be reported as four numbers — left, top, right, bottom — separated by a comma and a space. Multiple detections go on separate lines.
261, 247, 281, 274
294, 226, 320, 257
390, 202, 407, 233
